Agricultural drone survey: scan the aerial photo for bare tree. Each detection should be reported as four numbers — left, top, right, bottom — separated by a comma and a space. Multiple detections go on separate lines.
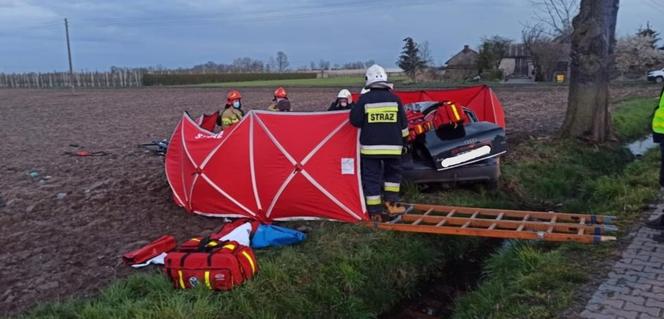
522, 25, 567, 81
560, 0, 619, 143
318, 60, 331, 70
342, 61, 366, 69
267, 57, 277, 73
276, 51, 289, 72
231, 57, 265, 72
530, 0, 579, 41
418, 41, 434, 66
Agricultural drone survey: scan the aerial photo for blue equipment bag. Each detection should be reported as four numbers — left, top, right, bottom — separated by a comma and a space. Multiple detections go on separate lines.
251, 224, 306, 249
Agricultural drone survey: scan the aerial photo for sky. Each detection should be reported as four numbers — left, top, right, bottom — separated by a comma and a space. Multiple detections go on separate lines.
0, 0, 663, 73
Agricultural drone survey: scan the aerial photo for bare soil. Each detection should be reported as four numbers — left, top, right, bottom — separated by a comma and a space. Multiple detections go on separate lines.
0, 84, 660, 315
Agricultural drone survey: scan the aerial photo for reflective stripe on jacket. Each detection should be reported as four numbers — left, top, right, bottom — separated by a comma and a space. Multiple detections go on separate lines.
349, 88, 408, 157
221, 108, 244, 129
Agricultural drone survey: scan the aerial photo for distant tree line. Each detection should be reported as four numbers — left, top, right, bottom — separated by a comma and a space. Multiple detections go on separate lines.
142, 72, 316, 86
0, 68, 142, 89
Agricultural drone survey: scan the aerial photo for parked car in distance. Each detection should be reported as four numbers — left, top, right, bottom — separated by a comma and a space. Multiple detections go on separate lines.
648, 68, 664, 83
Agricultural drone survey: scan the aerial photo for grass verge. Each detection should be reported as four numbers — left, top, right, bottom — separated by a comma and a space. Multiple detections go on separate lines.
449, 96, 660, 318
22, 223, 481, 319
612, 96, 658, 141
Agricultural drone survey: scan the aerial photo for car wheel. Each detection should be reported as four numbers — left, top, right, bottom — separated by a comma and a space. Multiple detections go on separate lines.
657, 77, 664, 84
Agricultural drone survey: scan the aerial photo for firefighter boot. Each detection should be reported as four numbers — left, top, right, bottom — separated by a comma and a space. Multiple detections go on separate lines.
370, 211, 401, 223
384, 201, 407, 216
370, 213, 384, 223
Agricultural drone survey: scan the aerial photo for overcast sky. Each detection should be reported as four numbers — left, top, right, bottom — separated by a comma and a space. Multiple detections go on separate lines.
0, 0, 662, 73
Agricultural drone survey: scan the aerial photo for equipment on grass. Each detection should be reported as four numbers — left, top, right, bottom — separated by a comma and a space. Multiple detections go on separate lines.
251, 224, 306, 249
122, 235, 177, 265
372, 203, 617, 243
180, 220, 258, 249
164, 240, 258, 290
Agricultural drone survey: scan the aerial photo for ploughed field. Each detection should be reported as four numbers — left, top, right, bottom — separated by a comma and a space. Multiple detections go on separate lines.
0, 84, 659, 314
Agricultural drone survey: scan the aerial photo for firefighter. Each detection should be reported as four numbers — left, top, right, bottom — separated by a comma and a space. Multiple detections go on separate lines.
267, 87, 291, 112
218, 89, 245, 129
328, 89, 353, 111
350, 64, 409, 221
646, 85, 664, 241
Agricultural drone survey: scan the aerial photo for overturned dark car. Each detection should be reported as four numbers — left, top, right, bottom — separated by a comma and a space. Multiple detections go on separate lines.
384, 86, 508, 187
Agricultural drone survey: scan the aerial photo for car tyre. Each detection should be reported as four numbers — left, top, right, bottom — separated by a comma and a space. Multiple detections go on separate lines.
657, 76, 664, 84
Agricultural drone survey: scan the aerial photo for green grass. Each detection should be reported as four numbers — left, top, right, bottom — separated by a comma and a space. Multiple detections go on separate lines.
612, 96, 659, 141
450, 96, 661, 318
451, 147, 660, 319
191, 75, 408, 88
22, 223, 480, 319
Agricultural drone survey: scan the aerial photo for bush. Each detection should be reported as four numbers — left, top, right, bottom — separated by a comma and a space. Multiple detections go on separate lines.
480, 69, 504, 81
143, 73, 317, 86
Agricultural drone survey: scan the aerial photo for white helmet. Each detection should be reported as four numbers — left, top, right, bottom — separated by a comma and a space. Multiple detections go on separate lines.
365, 64, 388, 86
336, 89, 352, 103
360, 88, 370, 95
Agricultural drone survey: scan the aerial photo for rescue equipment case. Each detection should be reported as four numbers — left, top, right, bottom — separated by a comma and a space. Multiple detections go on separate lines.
164, 240, 258, 290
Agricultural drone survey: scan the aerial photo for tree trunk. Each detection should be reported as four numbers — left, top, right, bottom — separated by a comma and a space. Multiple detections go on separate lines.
560, 0, 619, 143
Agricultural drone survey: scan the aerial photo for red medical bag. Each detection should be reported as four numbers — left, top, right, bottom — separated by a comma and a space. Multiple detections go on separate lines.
164, 240, 258, 290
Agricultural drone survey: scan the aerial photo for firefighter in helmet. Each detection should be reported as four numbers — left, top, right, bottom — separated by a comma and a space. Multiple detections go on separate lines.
328, 89, 353, 111
350, 64, 409, 221
218, 89, 244, 129
267, 87, 291, 112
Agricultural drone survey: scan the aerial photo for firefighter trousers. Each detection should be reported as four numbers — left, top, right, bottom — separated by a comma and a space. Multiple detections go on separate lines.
361, 156, 402, 214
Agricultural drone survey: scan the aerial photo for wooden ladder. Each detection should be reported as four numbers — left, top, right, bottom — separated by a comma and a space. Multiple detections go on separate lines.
371, 203, 617, 244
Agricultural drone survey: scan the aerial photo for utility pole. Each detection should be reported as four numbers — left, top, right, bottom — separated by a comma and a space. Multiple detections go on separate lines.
64, 18, 74, 93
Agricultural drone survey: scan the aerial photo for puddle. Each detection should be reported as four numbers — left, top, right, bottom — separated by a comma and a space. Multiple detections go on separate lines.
626, 135, 658, 157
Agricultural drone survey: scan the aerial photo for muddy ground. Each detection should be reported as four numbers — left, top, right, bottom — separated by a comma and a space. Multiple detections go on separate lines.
0, 84, 660, 315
